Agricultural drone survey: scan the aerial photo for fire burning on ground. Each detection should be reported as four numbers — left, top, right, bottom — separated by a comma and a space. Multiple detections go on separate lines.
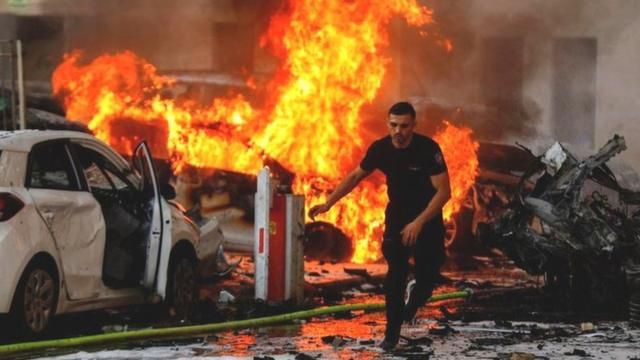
51, 0, 477, 263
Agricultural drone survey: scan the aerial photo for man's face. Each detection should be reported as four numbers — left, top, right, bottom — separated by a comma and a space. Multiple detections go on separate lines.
388, 113, 415, 148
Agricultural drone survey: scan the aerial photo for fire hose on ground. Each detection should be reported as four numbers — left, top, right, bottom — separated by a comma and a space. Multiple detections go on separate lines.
0, 289, 473, 357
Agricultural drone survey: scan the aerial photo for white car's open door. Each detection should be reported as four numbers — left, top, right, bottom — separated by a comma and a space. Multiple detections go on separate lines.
132, 141, 166, 289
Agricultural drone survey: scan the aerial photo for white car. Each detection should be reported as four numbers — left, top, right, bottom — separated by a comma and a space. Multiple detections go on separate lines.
0, 130, 221, 338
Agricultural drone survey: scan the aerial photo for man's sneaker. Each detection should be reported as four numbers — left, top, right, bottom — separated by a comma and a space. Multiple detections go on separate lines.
379, 337, 398, 351
404, 279, 419, 323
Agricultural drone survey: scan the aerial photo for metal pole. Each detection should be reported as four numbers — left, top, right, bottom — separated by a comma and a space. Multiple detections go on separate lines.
254, 167, 272, 301
16, 39, 25, 130
9, 40, 17, 130
0, 40, 15, 130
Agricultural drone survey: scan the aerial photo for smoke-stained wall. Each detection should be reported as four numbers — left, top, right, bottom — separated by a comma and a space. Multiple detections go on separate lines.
0, 0, 273, 79
386, 0, 640, 170
63, 0, 268, 73
3, 0, 640, 170
592, 2, 640, 171
0, 14, 16, 38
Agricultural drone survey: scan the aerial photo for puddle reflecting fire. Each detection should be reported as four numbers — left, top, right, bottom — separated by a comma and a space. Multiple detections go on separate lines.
201, 287, 463, 358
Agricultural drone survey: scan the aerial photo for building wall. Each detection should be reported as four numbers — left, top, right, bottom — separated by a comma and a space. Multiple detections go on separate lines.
476, 0, 640, 169
0, 0, 266, 79
399, 0, 640, 170
2, 0, 639, 170
0, 14, 16, 38
593, 4, 640, 169
63, 0, 260, 72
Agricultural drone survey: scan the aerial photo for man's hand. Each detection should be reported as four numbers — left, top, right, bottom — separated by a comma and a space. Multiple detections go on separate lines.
401, 220, 424, 246
308, 203, 331, 220
306, 167, 371, 221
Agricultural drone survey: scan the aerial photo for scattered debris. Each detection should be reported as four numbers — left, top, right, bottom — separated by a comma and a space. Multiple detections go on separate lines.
471, 337, 517, 346
439, 305, 459, 320
393, 345, 434, 358
429, 323, 457, 336
101, 324, 128, 333
343, 267, 371, 279
321, 335, 353, 347
400, 335, 433, 346
495, 320, 514, 328
359, 283, 377, 292
580, 322, 595, 333
333, 311, 355, 320
502, 352, 538, 360
217, 290, 236, 304
482, 135, 640, 317
294, 353, 318, 360
563, 348, 591, 357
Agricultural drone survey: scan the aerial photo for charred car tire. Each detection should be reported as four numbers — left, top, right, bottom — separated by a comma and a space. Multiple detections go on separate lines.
444, 206, 474, 253
444, 218, 457, 249
304, 221, 353, 262
166, 251, 197, 320
10, 261, 59, 339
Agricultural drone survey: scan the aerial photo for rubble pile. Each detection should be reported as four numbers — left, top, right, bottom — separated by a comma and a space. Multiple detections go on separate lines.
482, 135, 640, 323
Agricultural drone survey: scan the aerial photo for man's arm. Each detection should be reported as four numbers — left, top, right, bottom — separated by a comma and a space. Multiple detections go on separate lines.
308, 166, 372, 219
401, 171, 452, 246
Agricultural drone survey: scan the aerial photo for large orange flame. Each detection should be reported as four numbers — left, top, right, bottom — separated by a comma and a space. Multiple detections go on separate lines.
51, 0, 477, 263
434, 121, 480, 220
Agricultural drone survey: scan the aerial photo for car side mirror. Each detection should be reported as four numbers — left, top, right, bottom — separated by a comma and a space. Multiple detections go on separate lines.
160, 183, 176, 200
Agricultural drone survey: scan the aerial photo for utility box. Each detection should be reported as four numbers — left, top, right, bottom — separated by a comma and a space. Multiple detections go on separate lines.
254, 167, 305, 305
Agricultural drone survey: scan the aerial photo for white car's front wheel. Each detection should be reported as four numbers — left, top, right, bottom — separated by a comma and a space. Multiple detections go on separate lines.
12, 262, 58, 338
166, 251, 197, 320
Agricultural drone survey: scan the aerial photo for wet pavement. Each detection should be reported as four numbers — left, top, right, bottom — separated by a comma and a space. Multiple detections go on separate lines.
6, 253, 640, 359
31, 301, 640, 359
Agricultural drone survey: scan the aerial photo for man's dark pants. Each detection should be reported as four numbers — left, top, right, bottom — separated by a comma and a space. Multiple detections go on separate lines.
381, 223, 445, 342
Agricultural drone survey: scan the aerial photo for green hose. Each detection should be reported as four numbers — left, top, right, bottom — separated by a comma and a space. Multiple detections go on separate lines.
0, 289, 472, 356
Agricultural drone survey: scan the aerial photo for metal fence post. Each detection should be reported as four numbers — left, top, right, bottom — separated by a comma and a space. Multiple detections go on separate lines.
16, 39, 25, 130
0, 39, 24, 130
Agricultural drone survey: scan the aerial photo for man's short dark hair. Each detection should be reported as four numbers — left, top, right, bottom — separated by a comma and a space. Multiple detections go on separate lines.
388, 101, 416, 119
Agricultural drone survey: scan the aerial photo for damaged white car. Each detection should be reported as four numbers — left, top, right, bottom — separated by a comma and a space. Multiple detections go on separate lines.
0, 130, 223, 338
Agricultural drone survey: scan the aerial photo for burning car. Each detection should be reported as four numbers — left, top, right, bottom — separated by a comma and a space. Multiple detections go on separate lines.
480, 135, 640, 323
170, 166, 349, 260
443, 141, 537, 253
0, 130, 223, 338
168, 139, 533, 263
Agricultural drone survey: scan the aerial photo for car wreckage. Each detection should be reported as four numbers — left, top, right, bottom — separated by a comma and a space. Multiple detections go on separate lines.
479, 135, 640, 325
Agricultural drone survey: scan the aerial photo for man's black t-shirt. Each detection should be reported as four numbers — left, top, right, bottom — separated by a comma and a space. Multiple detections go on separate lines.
360, 134, 447, 236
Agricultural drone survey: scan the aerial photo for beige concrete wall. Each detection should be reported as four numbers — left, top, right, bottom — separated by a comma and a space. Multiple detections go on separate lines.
405, 0, 640, 170
0, 14, 16, 39
592, 2, 640, 168
472, 0, 640, 169
3, 0, 639, 169
0, 0, 95, 16
4, 0, 264, 73
63, 0, 220, 71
